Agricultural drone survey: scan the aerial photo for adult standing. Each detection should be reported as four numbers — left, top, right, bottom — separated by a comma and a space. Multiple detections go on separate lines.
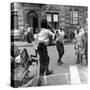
74, 26, 80, 64
74, 25, 85, 64
83, 30, 88, 66
55, 26, 65, 65
83, 20, 88, 66
37, 19, 55, 76
27, 25, 34, 43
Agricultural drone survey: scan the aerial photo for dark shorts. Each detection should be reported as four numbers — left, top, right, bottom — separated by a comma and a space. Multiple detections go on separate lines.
56, 41, 64, 57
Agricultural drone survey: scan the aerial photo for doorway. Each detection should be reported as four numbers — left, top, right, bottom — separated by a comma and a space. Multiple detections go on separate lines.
27, 11, 38, 34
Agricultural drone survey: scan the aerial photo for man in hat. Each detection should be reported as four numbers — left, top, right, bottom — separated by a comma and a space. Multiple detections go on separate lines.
55, 25, 65, 65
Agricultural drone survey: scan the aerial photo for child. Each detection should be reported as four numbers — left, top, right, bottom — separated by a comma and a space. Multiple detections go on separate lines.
55, 26, 65, 65
37, 19, 55, 76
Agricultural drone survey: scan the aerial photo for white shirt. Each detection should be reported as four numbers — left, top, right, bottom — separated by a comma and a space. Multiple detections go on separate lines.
37, 28, 55, 45
75, 30, 84, 47
27, 27, 31, 32
55, 29, 65, 42
79, 28, 84, 35
74, 30, 77, 35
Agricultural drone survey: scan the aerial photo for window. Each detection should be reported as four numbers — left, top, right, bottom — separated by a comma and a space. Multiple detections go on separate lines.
53, 14, 58, 22
46, 14, 52, 22
46, 13, 59, 29
70, 11, 78, 25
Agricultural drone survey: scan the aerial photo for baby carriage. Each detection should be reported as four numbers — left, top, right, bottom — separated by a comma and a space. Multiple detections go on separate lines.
11, 44, 40, 88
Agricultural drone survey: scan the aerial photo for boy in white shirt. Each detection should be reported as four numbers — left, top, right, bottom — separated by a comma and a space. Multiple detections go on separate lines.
37, 19, 55, 76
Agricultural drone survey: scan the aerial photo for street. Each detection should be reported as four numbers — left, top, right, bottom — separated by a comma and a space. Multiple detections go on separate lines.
15, 41, 88, 86
10, 2, 88, 88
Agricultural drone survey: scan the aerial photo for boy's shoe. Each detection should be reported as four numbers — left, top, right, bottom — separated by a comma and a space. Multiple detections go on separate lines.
46, 70, 53, 75
57, 61, 64, 65
85, 63, 88, 66
76, 59, 80, 64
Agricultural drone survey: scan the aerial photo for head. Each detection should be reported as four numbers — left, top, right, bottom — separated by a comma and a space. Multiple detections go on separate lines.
59, 24, 65, 31
76, 26, 80, 34
26, 24, 29, 28
41, 19, 48, 29
60, 27, 65, 31
77, 30, 79, 34
56, 30, 59, 35
76, 26, 80, 30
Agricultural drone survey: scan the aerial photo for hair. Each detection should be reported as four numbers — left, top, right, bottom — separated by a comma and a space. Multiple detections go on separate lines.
41, 19, 47, 29
77, 30, 79, 34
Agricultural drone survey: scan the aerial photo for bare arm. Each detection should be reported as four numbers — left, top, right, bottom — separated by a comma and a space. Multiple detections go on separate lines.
48, 30, 55, 40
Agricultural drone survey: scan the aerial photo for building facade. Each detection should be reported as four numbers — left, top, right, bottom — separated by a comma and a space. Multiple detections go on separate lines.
11, 2, 88, 37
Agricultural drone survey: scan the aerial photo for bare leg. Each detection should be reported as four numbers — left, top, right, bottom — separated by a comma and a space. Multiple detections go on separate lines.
76, 54, 80, 64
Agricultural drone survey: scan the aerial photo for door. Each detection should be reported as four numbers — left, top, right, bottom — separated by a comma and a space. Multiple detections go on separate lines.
27, 11, 38, 34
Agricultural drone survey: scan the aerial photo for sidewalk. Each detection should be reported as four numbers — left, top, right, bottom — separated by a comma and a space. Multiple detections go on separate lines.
14, 39, 74, 47
14, 41, 33, 47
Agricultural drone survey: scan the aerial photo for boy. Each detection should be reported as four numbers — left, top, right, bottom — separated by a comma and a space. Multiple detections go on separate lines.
37, 19, 55, 76
55, 26, 65, 65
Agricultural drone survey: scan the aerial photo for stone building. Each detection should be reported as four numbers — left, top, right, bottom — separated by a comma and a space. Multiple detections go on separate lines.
11, 2, 88, 38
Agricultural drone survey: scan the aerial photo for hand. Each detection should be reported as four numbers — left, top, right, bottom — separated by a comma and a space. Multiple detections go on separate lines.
74, 46, 76, 49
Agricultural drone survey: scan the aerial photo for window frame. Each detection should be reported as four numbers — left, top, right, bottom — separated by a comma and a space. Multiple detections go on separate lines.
46, 12, 59, 29
70, 10, 79, 25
